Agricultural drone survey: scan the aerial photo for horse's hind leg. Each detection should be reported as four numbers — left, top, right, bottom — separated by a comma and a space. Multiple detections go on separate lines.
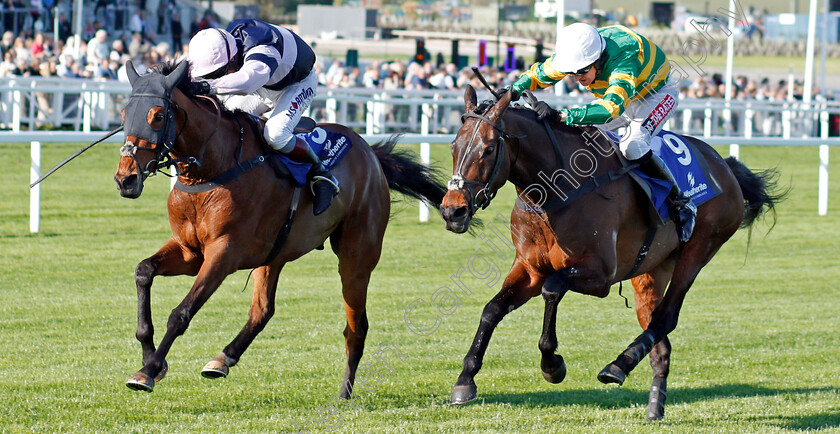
599, 238, 724, 395
450, 259, 542, 404
627, 266, 673, 421
331, 217, 385, 399
202, 264, 283, 379
129, 238, 201, 389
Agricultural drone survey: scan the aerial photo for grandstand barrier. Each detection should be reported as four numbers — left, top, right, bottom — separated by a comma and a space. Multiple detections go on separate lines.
2, 79, 839, 140
8, 131, 838, 234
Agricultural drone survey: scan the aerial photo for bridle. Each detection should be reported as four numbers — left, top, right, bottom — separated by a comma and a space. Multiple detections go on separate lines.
448, 108, 520, 216
120, 89, 198, 180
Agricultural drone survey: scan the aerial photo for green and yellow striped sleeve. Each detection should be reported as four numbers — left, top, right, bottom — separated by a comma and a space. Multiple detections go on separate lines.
511, 55, 568, 94
564, 71, 637, 125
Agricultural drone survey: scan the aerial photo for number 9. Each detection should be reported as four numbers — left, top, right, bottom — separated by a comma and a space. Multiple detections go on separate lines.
663, 134, 691, 166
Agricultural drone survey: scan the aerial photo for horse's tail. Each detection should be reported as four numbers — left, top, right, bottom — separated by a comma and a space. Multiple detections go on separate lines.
371, 134, 447, 209
724, 156, 787, 229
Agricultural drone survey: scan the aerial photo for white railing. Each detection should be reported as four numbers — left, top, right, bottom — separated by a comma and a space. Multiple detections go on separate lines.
4, 80, 838, 231
2, 78, 839, 141
10, 129, 839, 234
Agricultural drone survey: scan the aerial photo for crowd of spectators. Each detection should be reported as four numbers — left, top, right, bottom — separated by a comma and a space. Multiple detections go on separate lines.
0, 6, 835, 136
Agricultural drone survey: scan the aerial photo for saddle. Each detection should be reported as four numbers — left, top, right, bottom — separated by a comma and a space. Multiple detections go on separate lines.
241, 115, 317, 182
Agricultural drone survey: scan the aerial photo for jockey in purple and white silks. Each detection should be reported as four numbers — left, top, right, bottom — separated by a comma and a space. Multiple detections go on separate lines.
186, 18, 338, 216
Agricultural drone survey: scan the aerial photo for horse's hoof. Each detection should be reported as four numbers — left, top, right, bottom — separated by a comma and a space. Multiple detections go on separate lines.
126, 372, 155, 392
450, 384, 477, 405
201, 354, 231, 379
154, 360, 168, 382
647, 409, 665, 421
543, 354, 566, 384
597, 363, 626, 385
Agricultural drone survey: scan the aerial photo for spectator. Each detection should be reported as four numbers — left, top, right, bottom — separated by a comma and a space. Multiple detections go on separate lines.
407, 63, 429, 90
170, 11, 183, 51
127, 32, 150, 59
109, 38, 126, 61
86, 29, 109, 67
56, 13, 72, 42
1, 31, 14, 56
129, 8, 154, 43
0, 50, 16, 76
56, 53, 80, 77
82, 20, 96, 42
13, 36, 31, 65
30, 32, 47, 59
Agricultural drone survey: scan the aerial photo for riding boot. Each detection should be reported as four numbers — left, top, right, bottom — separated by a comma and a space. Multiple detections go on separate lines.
636, 151, 697, 242
284, 136, 340, 216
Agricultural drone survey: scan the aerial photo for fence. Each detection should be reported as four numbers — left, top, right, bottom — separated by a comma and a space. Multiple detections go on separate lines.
9, 130, 838, 234
2, 81, 838, 232
2, 78, 839, 139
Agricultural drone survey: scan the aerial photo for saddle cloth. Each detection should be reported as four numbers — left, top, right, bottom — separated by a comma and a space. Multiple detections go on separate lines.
247, 114, 352, 186
274, 127, 352, 186
622, 130, 722, 221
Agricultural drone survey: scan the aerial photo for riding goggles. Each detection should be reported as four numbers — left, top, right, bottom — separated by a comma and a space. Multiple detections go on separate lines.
565, 64, 594, 77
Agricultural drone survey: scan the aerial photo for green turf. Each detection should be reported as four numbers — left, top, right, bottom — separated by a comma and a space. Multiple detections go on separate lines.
0, 140, 838, 433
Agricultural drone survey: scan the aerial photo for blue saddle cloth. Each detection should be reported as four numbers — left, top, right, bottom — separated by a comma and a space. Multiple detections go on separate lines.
610, 130, 722, 221
275, 126, 352, 186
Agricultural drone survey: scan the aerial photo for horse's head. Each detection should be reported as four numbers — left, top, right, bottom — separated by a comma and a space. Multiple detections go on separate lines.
441, 85, 514, 233
114, 60, 188, 198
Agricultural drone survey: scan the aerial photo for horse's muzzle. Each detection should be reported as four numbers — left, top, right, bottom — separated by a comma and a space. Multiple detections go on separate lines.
440, 205, 471, 233
116, 173, 143, 198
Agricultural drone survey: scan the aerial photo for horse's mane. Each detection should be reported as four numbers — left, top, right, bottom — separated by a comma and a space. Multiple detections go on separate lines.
468, 99, 584, 136
151, 59, 241, 117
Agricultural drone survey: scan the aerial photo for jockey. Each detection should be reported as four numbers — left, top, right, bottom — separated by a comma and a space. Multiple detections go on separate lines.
185, 18, 338, 216
508, 23, 696, 242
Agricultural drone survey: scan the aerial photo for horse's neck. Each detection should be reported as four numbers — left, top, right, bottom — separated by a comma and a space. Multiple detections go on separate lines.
504, 111, 620, 193
504, 111, 566, 185
173, 98, 240, 181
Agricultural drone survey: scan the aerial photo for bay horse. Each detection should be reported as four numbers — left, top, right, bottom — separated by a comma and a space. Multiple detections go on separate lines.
440, 86, 782, 420
113, 60, 446, 398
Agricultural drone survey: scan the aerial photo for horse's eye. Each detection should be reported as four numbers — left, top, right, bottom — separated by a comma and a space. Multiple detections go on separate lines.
484, 146, 495, 156
154, 113, 164, 121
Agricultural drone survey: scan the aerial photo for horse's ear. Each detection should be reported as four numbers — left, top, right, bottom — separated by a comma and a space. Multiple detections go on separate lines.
464, 85, 477, 113
126, 60, 139, 86
165, 61, 189, 91
487, 88, 512, 121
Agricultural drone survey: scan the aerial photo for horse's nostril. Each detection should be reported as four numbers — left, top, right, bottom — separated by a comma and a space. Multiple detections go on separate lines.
452, 206, 468, 219
121, 174, 139, 190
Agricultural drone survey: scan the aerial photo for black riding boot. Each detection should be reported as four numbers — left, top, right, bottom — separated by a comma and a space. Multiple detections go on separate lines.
636, 151, 696, 242
284, 137, 340, 216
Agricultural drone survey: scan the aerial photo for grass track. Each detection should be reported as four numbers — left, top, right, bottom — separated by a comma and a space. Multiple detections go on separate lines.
0, 140, 839, 432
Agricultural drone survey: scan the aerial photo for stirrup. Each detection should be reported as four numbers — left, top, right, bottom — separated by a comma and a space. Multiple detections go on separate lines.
672, 200, 696, 243
311, 175, 340, 196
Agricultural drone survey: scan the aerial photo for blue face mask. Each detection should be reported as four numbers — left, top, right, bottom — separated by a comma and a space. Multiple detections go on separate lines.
123, 61, 187, 150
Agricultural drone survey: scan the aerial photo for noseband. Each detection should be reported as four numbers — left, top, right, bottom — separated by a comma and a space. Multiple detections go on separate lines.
448, 110, 514, 216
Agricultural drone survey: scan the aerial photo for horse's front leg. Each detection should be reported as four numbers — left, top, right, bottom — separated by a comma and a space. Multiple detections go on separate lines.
540, 263, 611, 384
201, 264, 283, 379
133, 238, 201, 382
126, 243, 236, 392
538, 283, 568, 384
450, 259, 541, 404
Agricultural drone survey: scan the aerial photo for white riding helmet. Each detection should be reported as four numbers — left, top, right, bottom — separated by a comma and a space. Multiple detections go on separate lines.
188, 28, 238, 78
552, 23, 606, 73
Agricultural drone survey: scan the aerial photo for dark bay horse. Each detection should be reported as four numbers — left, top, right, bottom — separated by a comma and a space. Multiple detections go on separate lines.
114, 61, 446, 398
440, 86, 782, 420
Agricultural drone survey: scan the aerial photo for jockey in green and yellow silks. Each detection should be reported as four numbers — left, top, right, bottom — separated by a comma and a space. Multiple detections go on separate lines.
508, 23, 696, 242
